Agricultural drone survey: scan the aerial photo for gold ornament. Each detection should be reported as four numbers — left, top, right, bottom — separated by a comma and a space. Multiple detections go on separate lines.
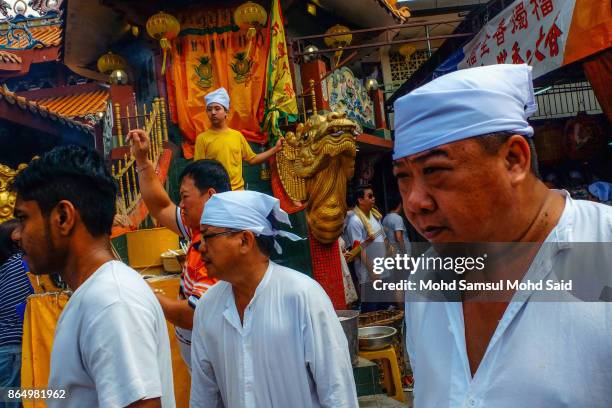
324, 25, 352, 65
0, 161, 31, 223
234, 2, 268, 60
277, 112, 359, 244
399, 44, 416, 60
146, 11, 180, 75
97, 52, 126, 75
233, 1, 267, 29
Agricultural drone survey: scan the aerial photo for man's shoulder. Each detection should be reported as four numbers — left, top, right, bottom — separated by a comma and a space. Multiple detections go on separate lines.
568, 198, 612, 241
77, 261, 155, 313
272, 263, 329, 299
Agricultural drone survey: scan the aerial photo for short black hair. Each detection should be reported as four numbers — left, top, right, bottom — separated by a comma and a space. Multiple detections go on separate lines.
0, 219, 20, 264
254, 235, 274, 257
11, 145, 117, 237
475, 131, 540, 178
389, 194, 402, 210
180, 159, 231, 193
354, 184, 373, 202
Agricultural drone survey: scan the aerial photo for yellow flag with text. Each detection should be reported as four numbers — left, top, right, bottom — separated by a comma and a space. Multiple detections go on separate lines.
263, 0, 298, 143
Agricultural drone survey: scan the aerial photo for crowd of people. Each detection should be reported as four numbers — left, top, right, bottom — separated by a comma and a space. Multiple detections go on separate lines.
1, 63, 610, 408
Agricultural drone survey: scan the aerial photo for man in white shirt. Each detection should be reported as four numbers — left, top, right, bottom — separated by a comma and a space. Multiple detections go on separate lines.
190, 190, 358, 407
345, 185, 390, 311
12, 146, 175, 408
392, 64, 612, 407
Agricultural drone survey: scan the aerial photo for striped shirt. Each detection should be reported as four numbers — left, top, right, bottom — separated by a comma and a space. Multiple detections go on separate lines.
175, 206, 217, 300
0, 253, 34, 347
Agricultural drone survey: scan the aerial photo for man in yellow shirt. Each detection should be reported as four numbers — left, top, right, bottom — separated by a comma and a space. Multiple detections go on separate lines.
194, 87, 282, 190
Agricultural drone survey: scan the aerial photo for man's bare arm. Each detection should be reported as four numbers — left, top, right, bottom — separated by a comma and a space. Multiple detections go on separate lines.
247, 137, 283, 165
155, 293, 195, 330
126, 129, 180, 235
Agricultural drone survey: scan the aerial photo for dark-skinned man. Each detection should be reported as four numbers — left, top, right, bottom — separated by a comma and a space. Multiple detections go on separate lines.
12, 146, 174, 408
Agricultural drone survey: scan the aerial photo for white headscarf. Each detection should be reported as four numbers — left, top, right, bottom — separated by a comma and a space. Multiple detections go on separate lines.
393, 64, 538, 160
201, 191, 302, 254
205, 87, 230, 110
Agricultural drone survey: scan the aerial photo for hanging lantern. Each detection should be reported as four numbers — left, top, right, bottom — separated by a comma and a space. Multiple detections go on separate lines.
97, 52, 127, 75
146, 11, 180, 75
324, 25, 352, 65
399, 44, 416, 61
303, 44, 319, 63
365, 78, 379, 92
234, 2, 268, 60
109, 69, 129, 85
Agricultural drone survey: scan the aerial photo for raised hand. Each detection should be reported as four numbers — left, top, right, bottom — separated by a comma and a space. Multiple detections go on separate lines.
126, 129, 150, 164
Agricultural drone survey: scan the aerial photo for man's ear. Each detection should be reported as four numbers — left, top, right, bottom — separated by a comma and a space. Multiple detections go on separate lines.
206, 188, 216, 198
503, 135, 531, 185
52, 200, 77, 236
239, 230, 256, 254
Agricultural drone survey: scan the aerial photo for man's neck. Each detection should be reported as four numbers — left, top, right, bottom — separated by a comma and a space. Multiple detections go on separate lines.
514, 182, 565, 243
211, 122, 229, 132
231, 257, 270, 321
60, 239, 115, 291
358, 205, 371, 218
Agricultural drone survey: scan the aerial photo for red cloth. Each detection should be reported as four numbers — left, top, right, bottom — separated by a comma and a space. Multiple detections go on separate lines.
309, 233, 347, 310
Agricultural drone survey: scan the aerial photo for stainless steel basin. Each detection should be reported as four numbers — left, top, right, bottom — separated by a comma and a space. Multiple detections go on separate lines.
358, 325, 397, 351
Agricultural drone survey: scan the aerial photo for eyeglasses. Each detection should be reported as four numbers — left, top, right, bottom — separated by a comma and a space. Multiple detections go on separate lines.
367, 193, 374, 199
193, 230, 239, 250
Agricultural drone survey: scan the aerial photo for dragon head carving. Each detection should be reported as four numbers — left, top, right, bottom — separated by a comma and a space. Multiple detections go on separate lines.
0, 162, 29, 223
277, 112, 359, 244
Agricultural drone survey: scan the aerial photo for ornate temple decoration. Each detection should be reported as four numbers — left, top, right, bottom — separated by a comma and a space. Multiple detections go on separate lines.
323, 67, 376, 129
0, 161, 28, 223
276, 112, 359, 244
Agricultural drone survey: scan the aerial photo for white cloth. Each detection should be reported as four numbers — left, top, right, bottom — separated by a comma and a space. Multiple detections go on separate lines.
393, 64, 537, 160
201, 190, 302, 253
190, 262, 358, 408
205, 87, 230, 110
47, 261, 175, 408
382, 212, 410, 255
345, 212, 386, 284
405, 192, 612, 408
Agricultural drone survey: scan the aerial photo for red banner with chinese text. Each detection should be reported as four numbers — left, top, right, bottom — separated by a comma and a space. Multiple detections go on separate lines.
458, 0, 610, 79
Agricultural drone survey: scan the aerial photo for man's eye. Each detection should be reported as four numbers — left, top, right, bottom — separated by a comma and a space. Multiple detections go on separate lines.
423, 167, 445, 175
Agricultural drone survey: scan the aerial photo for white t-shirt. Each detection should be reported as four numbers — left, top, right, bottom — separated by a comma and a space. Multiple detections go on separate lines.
47, 261, 175, 408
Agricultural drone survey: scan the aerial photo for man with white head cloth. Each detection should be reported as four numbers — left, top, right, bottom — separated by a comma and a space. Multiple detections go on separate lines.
392, 64, 612, 407
194, 87, 283, 190
189, 190, 358, 407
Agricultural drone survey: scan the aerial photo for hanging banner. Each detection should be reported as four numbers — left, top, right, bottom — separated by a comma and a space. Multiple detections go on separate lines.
262, 0, 298, 144
165, 8, 270, 158
459, 0, 576, 78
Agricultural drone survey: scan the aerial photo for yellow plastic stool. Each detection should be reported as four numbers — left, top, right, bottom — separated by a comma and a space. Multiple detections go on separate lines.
359, 345, 404, 402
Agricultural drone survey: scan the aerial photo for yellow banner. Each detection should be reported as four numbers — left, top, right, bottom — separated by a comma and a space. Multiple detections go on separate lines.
263, 0, 298, 142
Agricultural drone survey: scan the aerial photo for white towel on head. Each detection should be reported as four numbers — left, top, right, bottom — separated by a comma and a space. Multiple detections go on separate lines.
201, 190, 302, 254
205, 87, 230, 110
393, 64, 537, 160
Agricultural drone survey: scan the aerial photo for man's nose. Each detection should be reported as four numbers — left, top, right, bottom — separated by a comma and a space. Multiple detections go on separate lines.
403, 181, 436, 215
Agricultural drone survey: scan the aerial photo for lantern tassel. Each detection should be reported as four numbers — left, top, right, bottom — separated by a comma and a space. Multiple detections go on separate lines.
245, 27, 256, 61
160, 37, 171, 75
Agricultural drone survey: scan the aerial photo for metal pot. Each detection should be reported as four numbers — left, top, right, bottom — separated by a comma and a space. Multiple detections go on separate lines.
358, 325, 397, 351
337, 310, 359, 365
